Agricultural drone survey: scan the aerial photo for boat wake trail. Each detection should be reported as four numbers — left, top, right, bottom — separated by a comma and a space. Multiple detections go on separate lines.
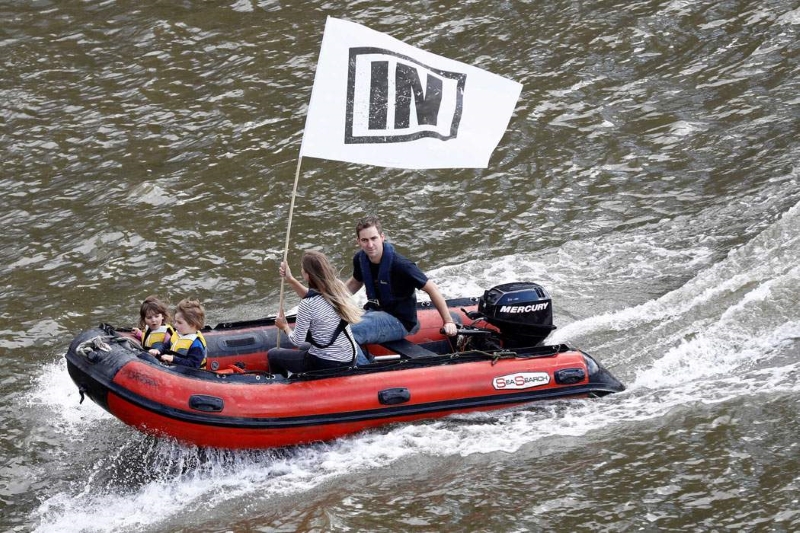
550, 198, 800, 398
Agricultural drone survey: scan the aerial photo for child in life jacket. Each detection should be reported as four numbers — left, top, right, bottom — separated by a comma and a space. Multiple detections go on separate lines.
132, 295, 175, 352
151, 298, 207, 369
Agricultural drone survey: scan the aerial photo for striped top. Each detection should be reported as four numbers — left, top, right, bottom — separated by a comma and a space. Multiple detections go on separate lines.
287, 293, 358, 363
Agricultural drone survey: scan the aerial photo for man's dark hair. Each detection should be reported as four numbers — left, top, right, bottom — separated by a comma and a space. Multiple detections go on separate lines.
356, 215, 382, 237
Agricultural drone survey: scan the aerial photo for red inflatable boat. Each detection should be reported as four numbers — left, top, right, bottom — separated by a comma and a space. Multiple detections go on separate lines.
65, 282, 624, 449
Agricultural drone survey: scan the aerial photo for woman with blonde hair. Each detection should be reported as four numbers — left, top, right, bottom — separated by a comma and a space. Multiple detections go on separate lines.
269, 250, 363, 376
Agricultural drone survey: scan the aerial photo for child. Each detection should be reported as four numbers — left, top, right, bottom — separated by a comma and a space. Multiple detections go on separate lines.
150, 298, 207, 369
132, 295, 175, 352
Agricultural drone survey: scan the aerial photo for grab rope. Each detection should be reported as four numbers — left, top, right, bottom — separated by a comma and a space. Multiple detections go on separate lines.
76, 336, 112, 357
459, 350, 519, 365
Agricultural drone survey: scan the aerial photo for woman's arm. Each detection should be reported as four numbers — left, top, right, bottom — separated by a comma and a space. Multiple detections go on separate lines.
275, 301, 311, 347
280, 261, 308, 297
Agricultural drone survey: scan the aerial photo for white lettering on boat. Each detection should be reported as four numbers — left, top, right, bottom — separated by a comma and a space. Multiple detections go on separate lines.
493, 372, 551, 390
499, 302, 549, 313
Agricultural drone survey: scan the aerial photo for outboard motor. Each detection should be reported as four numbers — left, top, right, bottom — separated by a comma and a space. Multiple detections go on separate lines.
477, 282, 556, 348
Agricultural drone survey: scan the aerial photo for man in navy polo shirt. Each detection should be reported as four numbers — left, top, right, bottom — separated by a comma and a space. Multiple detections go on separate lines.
345, 215, 457, 361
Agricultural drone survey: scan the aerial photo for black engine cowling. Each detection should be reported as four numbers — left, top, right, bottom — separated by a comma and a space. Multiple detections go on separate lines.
477, 282, 556, 348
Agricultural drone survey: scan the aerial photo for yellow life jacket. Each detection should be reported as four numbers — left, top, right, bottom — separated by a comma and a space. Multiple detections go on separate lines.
169, 331, 207, 369
142, 324, 176, 349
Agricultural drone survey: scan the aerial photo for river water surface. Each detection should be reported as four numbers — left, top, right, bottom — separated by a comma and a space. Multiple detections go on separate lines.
2, 0, 799, 531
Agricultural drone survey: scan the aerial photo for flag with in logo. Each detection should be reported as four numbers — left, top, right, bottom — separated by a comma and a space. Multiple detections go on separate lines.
299, 17, 522, 169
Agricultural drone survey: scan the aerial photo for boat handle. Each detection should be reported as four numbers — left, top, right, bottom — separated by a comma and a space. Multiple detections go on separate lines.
378, 387, 410, 405
554, 368, 586, 385
189, 394, 224, 412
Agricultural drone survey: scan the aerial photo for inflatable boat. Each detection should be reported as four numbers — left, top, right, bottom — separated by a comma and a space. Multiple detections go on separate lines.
65, 282, 625, 449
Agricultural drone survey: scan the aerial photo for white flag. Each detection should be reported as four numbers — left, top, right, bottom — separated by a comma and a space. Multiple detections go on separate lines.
300, 17, 522, 170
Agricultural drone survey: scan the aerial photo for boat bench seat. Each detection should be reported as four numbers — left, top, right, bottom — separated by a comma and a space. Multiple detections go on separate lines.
379, 339, 438, 359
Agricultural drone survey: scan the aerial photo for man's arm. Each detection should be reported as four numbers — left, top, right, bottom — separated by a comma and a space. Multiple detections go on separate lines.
421, 280, 457, 336
346, 276, 363, 294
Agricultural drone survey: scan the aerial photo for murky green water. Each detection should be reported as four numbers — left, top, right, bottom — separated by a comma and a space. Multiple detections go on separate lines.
2, 1, 799, 531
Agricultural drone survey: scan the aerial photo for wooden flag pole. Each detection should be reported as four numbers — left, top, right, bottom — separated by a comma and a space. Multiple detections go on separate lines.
276, 155, 304, 347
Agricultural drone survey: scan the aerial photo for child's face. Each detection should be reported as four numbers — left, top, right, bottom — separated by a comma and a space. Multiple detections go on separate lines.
144, 312, 164, 330
173, 312, 195, 335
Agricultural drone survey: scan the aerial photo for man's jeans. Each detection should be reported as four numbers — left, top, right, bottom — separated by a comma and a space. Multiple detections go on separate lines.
352, 310, 417, 365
